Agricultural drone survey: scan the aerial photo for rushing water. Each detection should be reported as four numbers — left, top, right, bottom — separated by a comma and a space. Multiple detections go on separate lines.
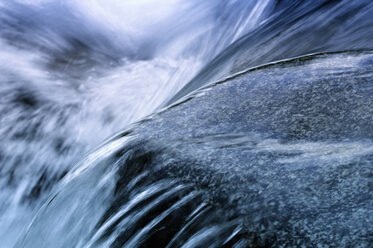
0, 0, 272, 246
1, 0, 373, 247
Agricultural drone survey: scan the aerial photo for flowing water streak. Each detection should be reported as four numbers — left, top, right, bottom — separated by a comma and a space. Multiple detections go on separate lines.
16, 51, 373, 247
0, 0, 273, 246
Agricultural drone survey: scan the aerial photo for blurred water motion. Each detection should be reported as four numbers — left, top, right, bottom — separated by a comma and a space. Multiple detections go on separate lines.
0, 0, 272, 246
1, 0, 373, 247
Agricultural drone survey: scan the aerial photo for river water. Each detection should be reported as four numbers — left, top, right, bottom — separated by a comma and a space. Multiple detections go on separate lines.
1, 0, 373, 247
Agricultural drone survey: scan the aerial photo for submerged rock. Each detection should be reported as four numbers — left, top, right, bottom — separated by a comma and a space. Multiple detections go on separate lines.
18, 51, 373, 247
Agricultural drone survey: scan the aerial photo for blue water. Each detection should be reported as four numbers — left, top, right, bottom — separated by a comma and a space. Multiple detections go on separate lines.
0, 0, 372, 247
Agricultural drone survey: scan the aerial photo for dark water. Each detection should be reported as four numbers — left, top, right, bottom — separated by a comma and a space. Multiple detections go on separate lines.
0, 0, 372, 247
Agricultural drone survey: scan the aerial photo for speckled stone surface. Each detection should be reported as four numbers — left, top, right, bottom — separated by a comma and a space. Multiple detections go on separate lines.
22, 51, 373, 247
109, 51, 373, 247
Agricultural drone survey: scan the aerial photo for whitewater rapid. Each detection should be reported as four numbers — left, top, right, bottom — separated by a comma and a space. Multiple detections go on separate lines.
0, 0, 272, 246
1, 0, 373, 247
